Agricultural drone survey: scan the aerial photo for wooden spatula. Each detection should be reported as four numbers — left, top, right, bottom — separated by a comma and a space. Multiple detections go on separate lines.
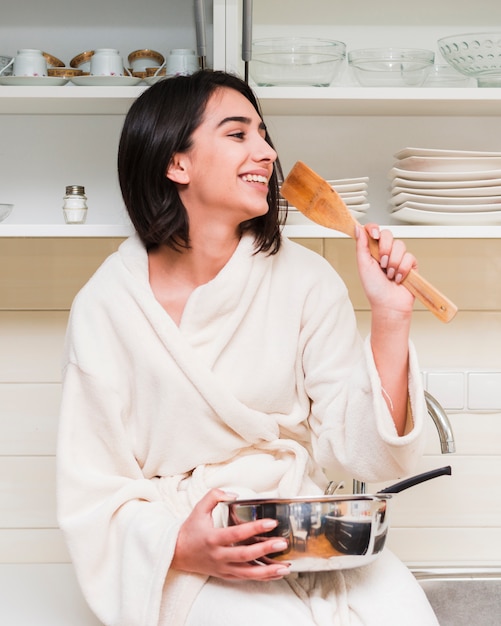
281, 161, 457, 323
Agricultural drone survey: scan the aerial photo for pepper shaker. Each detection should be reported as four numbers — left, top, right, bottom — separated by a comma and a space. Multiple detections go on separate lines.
63, 185, 88, 224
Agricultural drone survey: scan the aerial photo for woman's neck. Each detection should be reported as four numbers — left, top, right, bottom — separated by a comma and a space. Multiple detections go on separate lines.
147, 229, 241, 325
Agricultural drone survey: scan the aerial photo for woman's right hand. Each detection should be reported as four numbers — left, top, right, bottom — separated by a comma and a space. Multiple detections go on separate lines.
171, 488, 291, 581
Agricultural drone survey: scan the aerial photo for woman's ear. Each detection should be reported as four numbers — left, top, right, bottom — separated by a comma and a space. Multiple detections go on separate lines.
166, 154, 190, 184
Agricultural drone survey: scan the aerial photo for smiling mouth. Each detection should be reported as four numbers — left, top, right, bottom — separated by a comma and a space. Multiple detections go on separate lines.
241, 174, 268, 185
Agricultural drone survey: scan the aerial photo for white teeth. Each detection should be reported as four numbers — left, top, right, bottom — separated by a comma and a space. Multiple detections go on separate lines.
242, 174, 267, 184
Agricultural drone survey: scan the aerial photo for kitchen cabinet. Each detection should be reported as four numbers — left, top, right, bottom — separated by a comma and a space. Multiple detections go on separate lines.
228, 0, 501, 239
0, 0, 216, 237
1, 0, 501, 238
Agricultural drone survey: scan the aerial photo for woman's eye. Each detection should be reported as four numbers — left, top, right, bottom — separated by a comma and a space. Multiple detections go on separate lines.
229, 131, 245, 139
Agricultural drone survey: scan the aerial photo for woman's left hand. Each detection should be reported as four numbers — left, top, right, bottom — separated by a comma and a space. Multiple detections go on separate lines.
355, 223, 417, 316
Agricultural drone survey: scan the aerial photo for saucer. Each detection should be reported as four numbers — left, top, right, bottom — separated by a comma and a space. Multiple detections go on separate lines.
0, 76, 69, 86
70, 75, 143, 86
144, 75, 169, 85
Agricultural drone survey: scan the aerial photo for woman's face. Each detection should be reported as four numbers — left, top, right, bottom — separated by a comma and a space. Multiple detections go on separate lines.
167, 87, 278, 230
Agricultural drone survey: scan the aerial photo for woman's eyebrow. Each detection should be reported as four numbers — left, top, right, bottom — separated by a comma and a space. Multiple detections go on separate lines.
217, 116, 266, 131
217, 115, 252, 127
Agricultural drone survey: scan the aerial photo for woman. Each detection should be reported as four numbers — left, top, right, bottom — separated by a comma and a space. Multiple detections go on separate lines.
57, 70, 438, 626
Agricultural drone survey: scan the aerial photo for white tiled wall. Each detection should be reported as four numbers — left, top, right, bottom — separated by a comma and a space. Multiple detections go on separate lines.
0, 236, 500, 615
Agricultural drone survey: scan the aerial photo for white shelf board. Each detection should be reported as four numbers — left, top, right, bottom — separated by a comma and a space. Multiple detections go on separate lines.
0, 224, 134, 237
2, 223, 501, 238
255, 87, 501, 117
0, 85, 500, 116
0, 85, 147, 114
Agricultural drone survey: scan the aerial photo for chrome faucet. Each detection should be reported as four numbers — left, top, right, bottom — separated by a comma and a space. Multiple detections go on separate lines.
425, 390, 456, 454
352, 390, 455, 494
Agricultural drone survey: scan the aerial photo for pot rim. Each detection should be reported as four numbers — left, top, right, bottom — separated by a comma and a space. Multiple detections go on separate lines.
227, 494, 393, 506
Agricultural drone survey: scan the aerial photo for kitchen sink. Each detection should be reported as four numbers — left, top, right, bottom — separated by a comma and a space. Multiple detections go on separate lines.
413, 568, 501, 626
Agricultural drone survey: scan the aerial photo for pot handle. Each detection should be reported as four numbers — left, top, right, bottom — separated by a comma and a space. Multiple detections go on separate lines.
378, 465, 452, 494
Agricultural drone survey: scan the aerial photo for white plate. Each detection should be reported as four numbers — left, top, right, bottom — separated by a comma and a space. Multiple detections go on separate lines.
391, 206, 501, 225
394, 200, 501, 214
389, 166, 501, 182
0, 76, 69, 86
338, 190, 368, 198
391, 176, 501, 190
341, 194, 368, 206
143, 76, 169, 85
394, 147, 501, 160
350, 202, 370, 212
391, 184, 501, 198
70, 75, 143, 86
327, 177, 369, 184
350, 209, 368, 221
395, 156, 501, 173
331, 183, 368, 193
391, 192, 501, 207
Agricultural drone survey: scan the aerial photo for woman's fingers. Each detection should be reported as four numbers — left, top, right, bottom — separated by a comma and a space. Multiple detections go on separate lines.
173, 489, 291, 580
363, 223, 417, 282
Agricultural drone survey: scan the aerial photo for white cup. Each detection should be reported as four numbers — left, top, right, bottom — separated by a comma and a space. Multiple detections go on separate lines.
0, 49, 48, 77
90, 49, 129, 76
165, 49, 199, 76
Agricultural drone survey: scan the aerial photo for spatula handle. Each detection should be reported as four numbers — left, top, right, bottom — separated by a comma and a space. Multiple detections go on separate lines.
366, 236, 457, 323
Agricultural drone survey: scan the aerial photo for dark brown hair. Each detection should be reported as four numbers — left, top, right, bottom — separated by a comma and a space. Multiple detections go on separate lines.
118, 70, 284, 253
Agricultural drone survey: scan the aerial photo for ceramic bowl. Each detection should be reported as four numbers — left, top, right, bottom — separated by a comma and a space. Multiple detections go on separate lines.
250, 37, 346, 86
438, 32, 501, 87
348, 48, 435, 87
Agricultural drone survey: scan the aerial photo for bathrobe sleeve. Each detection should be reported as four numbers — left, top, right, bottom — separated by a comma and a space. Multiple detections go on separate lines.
294, 246, 427, 483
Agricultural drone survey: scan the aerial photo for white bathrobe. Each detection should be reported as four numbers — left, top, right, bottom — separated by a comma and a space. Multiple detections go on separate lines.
57, 233, 436, 626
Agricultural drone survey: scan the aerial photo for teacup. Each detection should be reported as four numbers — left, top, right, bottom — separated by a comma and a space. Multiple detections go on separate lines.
90, 49, 131, 77
165, 48, 200, 76
0, 49, 47, 77
70, 50, 94, 73
128, 49, 164, 73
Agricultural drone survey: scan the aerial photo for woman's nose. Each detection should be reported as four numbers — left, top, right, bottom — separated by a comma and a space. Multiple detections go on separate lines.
256, 136, 277, 163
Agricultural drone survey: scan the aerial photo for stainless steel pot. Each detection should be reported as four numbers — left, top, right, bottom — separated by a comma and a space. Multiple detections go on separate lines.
225, 466, 451, 572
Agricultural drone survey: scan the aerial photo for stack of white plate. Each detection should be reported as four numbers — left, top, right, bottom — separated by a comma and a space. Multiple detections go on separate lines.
389, 147, 501, 225
284, 176, 369, 225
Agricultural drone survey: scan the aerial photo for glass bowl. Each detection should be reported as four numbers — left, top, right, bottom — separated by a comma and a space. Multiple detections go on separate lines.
348, 48, 435, 87
0, 204, 13, 222
438, 32, 501, 87
423, 64, 475, 87
250, 37, 346, 87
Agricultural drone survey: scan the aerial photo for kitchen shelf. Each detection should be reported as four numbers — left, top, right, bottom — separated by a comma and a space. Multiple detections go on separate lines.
256, 87, 501, 117
2, 223, 501, 239
0, 86, 147, 115
0, 85, 500, 116
0, 224, 133, 237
